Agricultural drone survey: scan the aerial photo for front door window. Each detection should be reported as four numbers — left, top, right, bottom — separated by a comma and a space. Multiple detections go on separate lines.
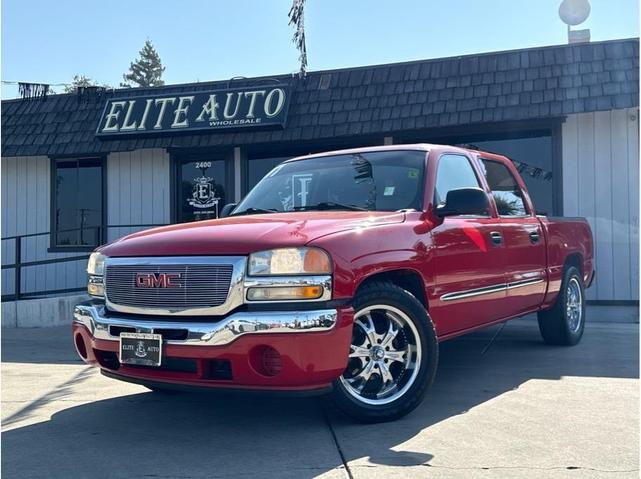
179, 159, 227, 222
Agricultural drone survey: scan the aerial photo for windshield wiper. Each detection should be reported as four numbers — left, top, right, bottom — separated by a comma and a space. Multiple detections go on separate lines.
229, 207, 278, 217
294, 202, 368, 212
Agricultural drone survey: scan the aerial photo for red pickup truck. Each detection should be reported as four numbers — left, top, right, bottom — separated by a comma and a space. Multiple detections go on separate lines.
73, 144, 594, 422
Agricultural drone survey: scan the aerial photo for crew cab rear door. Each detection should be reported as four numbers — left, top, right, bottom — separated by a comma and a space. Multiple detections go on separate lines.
429, 152, 510, 334
477, 157, 547, 315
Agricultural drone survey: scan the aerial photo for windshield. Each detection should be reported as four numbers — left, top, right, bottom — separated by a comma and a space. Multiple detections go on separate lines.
233, 150, 426, 215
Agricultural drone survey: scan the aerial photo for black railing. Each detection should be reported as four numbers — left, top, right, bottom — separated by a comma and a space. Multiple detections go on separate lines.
1, 224, 168, 301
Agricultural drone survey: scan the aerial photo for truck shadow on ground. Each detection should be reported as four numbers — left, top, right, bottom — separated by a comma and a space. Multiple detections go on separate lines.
2, 321, 638, 478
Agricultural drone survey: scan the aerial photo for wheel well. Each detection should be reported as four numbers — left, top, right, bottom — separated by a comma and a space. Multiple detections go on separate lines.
565, 253, 583, 275
356, 270, 428, 309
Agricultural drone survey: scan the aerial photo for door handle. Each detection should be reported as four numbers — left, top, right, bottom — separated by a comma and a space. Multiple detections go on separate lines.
490, 231, 503, 245
529, 231, 540, 244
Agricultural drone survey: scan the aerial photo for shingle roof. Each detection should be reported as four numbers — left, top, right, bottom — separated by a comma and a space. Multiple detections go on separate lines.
2, 38, 638, 157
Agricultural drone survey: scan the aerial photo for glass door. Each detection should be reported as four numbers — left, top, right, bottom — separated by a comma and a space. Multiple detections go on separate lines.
178, 158, 228, 222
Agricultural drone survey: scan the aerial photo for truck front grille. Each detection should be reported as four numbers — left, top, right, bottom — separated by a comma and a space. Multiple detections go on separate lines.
104, 264, 233, 310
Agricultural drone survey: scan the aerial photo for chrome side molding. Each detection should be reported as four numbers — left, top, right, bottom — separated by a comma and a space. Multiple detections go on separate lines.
440, 284, 506, 302
507, 278, 544, 290
440, 278, 544, 302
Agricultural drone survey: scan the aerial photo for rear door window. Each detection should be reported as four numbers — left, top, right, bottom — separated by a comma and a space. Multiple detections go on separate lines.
480, 159, 529, 216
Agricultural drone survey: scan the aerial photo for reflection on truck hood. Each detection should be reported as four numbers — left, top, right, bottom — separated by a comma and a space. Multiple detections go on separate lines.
99, 211, 407, 257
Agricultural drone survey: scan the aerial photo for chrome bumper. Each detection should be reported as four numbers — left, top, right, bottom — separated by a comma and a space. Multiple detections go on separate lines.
73, 303, 338, 347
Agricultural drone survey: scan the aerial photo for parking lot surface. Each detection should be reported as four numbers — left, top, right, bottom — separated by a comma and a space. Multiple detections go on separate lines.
2, 318, 638, 479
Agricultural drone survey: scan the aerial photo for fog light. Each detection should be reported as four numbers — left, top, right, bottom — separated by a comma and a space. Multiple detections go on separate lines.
261, 347, 283, 376
249, 345, 283, 377
247, 285, 323, 301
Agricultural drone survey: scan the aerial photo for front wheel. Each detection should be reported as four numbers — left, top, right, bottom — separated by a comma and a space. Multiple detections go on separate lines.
332, 282, 438, 423
537, 265, 586, 346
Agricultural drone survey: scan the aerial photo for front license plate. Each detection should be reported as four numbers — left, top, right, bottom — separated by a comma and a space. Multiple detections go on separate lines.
119, 332, 162, 367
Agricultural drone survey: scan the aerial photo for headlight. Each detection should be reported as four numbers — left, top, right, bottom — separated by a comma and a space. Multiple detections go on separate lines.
248, 247, 331, 276
87, 252, 106, 297
87, 252, 106, 276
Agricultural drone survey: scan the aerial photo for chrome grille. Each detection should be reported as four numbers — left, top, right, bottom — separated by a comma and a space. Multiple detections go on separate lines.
105, 264, 233, 309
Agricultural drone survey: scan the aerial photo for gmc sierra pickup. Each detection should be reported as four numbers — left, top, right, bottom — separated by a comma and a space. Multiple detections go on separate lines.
73, 144, 594, 422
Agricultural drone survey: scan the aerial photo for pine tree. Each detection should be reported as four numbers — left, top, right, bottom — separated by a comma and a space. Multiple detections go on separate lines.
121, 40, 165, 88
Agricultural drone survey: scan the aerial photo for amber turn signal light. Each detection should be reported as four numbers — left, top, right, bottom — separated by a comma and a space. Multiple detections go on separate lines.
246, 285, 323, 301
87, 280, 104, 298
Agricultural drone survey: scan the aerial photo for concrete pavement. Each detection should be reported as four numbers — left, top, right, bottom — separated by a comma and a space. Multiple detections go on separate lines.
2, 319, 638, 478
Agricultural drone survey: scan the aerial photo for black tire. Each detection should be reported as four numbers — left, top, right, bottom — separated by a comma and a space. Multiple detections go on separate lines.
537, 265, 586, 346
332, 281, 438, 423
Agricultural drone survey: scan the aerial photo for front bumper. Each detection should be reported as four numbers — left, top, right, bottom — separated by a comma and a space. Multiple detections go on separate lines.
72, 302, 354, 391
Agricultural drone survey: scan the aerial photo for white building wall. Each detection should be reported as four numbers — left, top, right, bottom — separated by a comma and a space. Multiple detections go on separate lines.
106, 148, 171, 241
1, 156, 86, 296
562, 108, 639, 302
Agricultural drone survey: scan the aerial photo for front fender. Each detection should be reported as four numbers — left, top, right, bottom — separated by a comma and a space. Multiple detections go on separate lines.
308, 219, 433, 300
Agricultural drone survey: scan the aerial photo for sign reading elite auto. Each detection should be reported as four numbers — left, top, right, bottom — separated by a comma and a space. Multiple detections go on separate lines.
96, 85, 290, 136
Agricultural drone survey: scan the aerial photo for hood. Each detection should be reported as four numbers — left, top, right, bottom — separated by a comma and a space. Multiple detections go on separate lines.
100, 211, 406, 257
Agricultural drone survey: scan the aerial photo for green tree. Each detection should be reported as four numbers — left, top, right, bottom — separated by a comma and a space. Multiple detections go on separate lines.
63, 75, 100, 93
121, 40, 165, 88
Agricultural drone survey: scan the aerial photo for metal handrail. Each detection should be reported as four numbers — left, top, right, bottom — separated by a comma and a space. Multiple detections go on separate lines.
1, 223, 169, 301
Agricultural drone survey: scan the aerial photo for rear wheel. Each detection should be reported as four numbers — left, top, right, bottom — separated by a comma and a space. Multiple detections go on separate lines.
332, 282, 438, 422
537, 265, 585, 346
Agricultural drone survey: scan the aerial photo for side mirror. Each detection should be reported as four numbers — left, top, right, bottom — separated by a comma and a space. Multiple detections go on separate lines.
219, 203, 237, 218
436, 188, 489, 217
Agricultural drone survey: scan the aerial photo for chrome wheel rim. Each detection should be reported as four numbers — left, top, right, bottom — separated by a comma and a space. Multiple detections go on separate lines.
339, 305, 421, 405
566, 277, 583, 333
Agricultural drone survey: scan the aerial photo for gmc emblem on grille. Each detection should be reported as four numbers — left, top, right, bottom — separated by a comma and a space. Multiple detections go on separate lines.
135, 273, 181, 288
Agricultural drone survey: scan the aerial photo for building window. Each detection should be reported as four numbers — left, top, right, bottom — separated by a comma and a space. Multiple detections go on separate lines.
51, 158, 103, 249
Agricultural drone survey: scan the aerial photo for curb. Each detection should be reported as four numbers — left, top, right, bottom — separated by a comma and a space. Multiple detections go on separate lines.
2, 294, 89, 328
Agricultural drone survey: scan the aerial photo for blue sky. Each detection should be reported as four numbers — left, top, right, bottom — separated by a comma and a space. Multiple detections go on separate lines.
2, 0, 638, 99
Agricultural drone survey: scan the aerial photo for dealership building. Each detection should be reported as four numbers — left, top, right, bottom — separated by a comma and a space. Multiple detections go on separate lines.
1, 38, 638, 319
